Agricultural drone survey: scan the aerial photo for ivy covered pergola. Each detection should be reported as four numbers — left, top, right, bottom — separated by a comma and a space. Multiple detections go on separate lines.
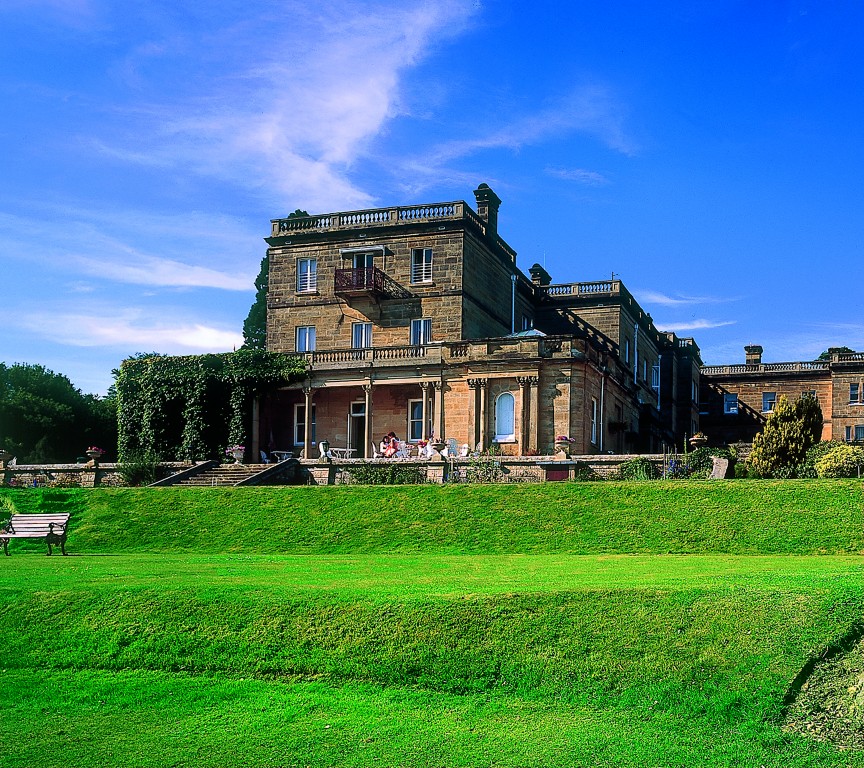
116, 350, 306, 462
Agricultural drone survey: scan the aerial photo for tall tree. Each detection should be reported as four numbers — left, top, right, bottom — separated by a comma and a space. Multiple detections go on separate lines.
242, 209, 308, 350
0, 362, 117, 462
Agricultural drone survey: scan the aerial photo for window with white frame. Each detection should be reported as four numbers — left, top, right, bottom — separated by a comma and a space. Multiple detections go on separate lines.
692, 379, 699, 403
857, 425, 864, 442
846, 426, 852, 442
651, 365, 660, 391
352, 322, 372, 349
643, 360, 648, 381
293, 403, 316, 446
410, 318, 432, 346
407, 400, 433, 442
521, 315, 533, 331
410, 248, 433, 283
494, 392, 515, 442
296, 258, 317, 292
353, 252, 374, 269
762, 392, 776, 412
295, 326, 316, 352
850, 383, 861, 403
590, 398, 598, 444
723, 393, 739, 414
624, 339, 630, 364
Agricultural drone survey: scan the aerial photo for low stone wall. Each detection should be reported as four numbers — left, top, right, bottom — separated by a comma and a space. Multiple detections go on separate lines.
299, 454, 668, 485
2, 463, 190, 488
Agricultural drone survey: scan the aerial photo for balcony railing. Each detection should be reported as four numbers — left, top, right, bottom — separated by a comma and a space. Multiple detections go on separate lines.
334, 267, 387, 296
272, 202, 474, 236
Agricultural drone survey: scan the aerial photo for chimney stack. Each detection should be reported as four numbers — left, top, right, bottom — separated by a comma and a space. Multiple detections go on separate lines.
744, 345, 763, 365
473, 183, 501, 239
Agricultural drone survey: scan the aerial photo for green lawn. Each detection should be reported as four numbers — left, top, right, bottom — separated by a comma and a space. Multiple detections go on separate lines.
1, 483, 862, 766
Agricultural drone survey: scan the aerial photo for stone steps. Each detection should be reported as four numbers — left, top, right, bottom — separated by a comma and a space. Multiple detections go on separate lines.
176, 463, 270, 486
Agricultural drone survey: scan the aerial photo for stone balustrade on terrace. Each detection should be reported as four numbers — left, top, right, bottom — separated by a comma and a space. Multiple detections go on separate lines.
270, 202, 517, 261
541, 280, 620, 298
271, 202, 487, 237
301, 337, 582, 370
701, 361, 830, 376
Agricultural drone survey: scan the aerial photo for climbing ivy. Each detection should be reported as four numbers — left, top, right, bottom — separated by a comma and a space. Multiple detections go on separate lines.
116, 349, 305, 461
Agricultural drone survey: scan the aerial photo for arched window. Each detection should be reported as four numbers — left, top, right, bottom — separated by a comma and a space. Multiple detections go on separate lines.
494, 392, 515, 442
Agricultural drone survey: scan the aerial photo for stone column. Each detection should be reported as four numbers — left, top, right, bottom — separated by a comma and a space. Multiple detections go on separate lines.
517, 377, 531, 455
432, 381, 443, 439
363, 383, 373, 458
251, 396, 260, 460
303, 386, 313, 460
420, 382, 430, 441
468, 378, 487, 450
528, 376, 539, 454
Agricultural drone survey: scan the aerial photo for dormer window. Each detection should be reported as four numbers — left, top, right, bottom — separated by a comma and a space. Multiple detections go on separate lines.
410, 248, 432, 283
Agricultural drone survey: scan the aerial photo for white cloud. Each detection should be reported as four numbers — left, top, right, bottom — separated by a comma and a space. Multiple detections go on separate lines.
655, 319, 737, 331
0, 208, 259, 290
93, 1, 479, 212
634, 290, 738, 307
18, 309, 243, 353
545, 167, 610, 186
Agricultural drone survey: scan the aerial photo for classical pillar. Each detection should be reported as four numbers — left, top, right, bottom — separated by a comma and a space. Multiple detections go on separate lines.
528, 376, 539, 454
420, 382, 430, 440
363, 383, 373, 458
303, 386, 313, 460
517, 377, 531, 455
468, 378, 487, 450
432, 381, 443, 439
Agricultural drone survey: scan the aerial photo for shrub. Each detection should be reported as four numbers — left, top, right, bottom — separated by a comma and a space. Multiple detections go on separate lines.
571, 461, 599, 482
617, 458, 657, 481
116, 450, 161, 487
345, 463, 426, 485
814, 444, 864, 478
747, 394, 823, 478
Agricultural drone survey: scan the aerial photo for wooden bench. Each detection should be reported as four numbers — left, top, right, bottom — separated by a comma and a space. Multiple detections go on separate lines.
0, 513, 70, 556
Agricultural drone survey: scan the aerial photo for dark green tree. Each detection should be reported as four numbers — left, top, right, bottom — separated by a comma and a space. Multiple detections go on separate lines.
242, 209, 308, 349
817, 346, 855, 360
0, 362, 117, 462
747, 393, 823, 477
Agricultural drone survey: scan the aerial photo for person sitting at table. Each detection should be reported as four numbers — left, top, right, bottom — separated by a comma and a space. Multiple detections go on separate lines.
383, 431, 399, 458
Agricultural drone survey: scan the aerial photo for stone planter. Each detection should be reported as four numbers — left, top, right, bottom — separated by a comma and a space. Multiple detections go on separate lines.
318, 440, 331, 460
688, 435, 708, 449
554, 441, 572, 457
85, 449, 103, 467
231, 450, 245, 463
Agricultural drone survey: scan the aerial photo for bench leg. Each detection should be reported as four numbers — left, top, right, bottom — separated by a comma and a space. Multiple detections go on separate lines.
46, 540, 53, 556
61, 539, 67, 556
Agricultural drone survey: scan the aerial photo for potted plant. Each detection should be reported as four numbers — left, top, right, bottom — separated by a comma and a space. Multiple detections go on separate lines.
85, 446, 105, 466
226, 444, 245, 463
554, 435, 576, 455
688, 432, 708, 449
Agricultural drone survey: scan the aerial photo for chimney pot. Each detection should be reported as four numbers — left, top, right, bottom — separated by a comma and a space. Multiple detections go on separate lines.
744, 345, 763, 365
473, 183, 502, 239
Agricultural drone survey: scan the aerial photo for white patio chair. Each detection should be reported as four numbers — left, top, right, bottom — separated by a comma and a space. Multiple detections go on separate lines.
259, 450, 271, 464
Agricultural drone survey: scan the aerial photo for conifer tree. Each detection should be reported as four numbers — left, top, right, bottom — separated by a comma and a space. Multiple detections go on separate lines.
747, 393, 823, 477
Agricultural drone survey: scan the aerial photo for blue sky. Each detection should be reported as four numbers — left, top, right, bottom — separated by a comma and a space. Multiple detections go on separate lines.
2, 0, 863, 395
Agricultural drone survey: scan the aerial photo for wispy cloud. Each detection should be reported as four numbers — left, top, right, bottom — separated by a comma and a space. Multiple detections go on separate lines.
18, 308, 243, 353
0, 208, 259, 290
427, 86, 636, 166
654, 319, 737, 331
545, 166, 610, 185
92, 1, 479, 212
634, 290, 739, 307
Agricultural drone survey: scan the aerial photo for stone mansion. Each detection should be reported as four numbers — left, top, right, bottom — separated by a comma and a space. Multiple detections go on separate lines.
256, 184, 703, 459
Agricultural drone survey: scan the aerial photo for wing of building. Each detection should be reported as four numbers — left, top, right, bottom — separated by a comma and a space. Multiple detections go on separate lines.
259, 184, 702, 459
700, 345, 864, 444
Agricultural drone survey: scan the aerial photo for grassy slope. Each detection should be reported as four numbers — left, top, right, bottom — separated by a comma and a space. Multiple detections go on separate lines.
2, 483, 863, 766
2, 480, 862, 554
